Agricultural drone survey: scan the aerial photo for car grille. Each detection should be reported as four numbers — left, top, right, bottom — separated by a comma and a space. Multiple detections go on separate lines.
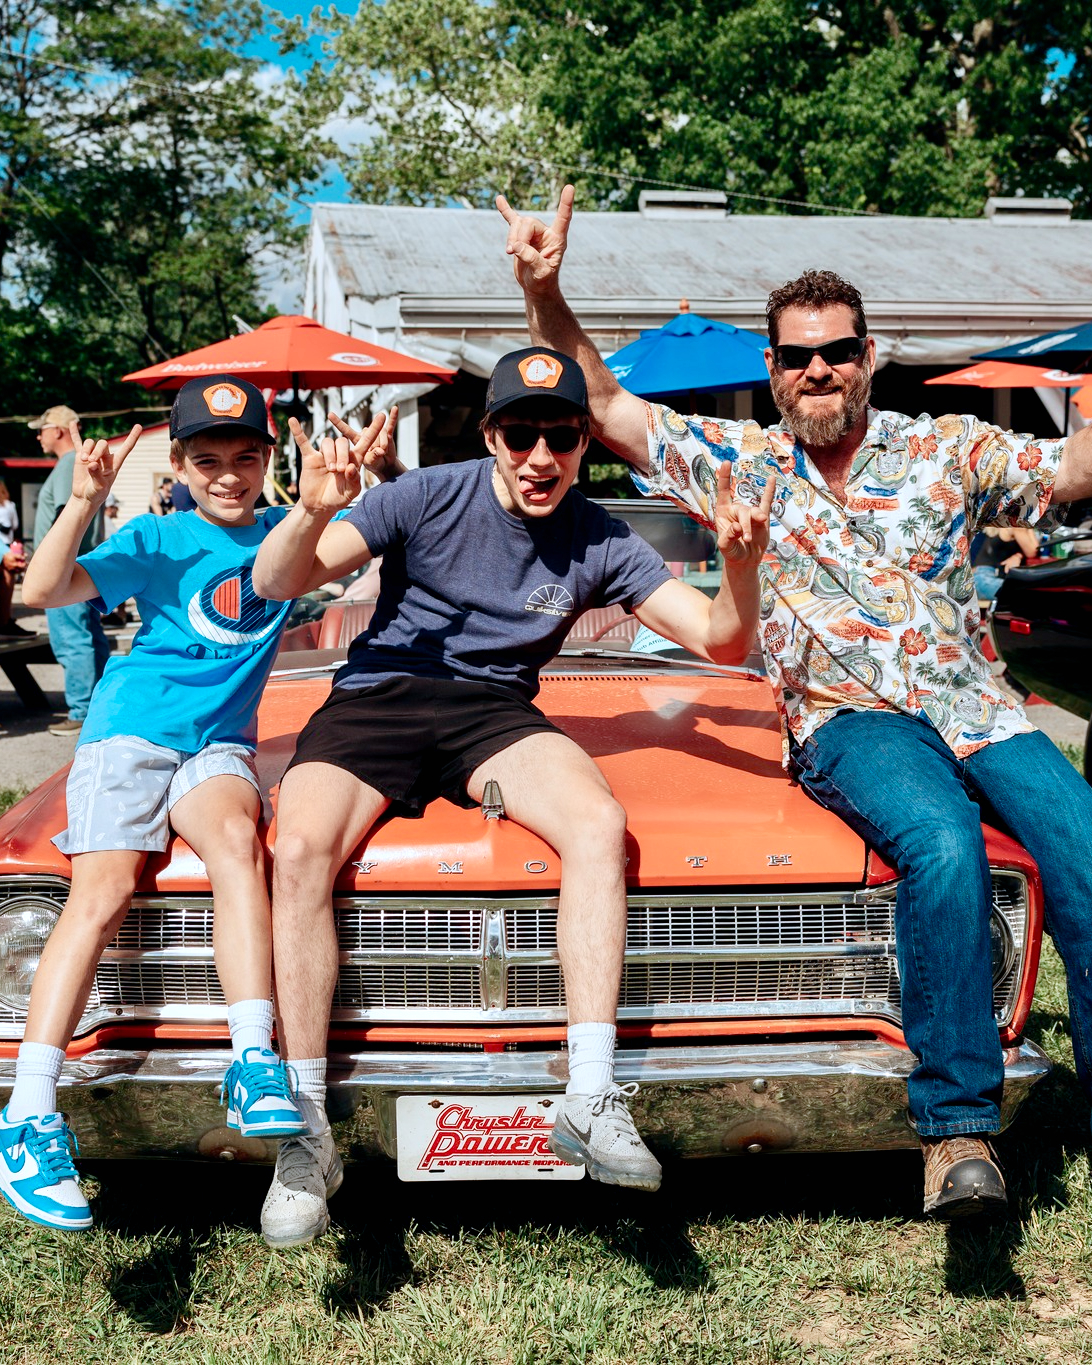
0, 875, 1030, 1036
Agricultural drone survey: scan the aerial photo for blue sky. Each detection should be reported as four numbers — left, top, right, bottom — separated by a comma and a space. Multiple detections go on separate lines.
245, 3, 354, 209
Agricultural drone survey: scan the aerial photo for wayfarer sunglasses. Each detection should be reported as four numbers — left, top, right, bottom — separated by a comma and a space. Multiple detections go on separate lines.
772, 336, 867, 370
497, 423, 586, 454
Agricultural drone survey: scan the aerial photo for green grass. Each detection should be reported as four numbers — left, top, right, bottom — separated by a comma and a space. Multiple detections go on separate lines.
0, 787, 27, 819
0, 949, 1088, 1363
3, 762, 1092, 1361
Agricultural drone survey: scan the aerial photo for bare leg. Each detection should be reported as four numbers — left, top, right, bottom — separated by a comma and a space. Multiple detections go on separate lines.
170, 775, 270, 1004
467, 732, 628, 1024
270, 762, 389, 1060
22, 850, 146, 1047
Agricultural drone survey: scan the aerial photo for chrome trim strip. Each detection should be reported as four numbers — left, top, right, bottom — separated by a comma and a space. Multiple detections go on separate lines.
0, 876, 1028, 1036
0, 1039, 1050, 1161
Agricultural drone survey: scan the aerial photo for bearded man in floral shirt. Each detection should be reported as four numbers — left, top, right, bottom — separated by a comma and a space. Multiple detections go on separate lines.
498, 185, 1092, 1220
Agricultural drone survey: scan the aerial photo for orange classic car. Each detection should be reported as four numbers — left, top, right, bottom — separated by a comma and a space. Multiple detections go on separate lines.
0, 502, 1050, 1178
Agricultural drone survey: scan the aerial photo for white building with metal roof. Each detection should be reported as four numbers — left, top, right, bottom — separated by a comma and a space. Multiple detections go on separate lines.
304, 195, 1092, 466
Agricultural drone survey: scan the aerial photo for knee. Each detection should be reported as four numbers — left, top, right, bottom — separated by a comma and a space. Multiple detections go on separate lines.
569, 792, 628, 854
67, 878, 134, 936
205, 816, 265, 875
906, 816, 984, 873
272, 828, 338, 891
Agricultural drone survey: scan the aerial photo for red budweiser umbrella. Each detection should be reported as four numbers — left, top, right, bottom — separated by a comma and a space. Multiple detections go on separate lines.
924, 361, 1091, 389
123, 314, 456, 391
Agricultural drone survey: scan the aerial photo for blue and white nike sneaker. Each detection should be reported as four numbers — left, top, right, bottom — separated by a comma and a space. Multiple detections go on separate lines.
0, 1108, 92, 1231
220, 1049, 307, 1138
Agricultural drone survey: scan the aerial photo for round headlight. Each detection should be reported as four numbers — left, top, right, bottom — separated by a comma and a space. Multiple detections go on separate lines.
0, 899, 59, 1013
989, 910, 1016, 986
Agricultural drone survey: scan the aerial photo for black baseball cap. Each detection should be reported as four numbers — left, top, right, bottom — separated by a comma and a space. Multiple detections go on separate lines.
169, 374, 274, 444
485, 348, 589, 416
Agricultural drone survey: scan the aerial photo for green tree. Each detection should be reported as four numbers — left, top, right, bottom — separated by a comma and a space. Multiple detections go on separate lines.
0, 0, 337, 442
333, 0, 1091, 218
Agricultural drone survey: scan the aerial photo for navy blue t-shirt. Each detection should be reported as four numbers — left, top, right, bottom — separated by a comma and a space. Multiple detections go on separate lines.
338, 458, 672, 700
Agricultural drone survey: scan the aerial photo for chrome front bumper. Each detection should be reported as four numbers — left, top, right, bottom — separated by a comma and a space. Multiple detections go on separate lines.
0, 1039, 1052, 1163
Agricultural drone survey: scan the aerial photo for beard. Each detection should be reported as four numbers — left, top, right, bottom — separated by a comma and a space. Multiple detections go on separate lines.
771, 358, 872, 448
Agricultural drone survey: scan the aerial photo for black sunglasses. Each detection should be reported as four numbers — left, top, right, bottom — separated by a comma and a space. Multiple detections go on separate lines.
496, 423, 586, 454
772, 336, 867, 370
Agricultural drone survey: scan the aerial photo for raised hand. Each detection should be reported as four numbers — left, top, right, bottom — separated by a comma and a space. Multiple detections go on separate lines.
329, 407, 401, 482
495, 184, 575, 294
290, 416, 367, 514
70, 421, 142, 505
716, 461, 776, 567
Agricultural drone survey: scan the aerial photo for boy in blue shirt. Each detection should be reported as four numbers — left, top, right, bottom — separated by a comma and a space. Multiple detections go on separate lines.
0, 376, 326, 1231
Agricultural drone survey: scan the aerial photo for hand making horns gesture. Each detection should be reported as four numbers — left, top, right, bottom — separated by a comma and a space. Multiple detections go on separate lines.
329, 406, 400, 482
495, 183, 576, 293
289, 413, 383, 514
69, 420, 143, 505
716, 461, 777, 567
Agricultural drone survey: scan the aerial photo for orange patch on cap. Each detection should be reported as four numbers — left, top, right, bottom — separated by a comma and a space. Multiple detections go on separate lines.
518, 354, 563, 389
202, 382, 247, 419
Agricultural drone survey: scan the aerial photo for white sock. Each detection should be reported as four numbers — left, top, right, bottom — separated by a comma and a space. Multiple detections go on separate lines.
290, 1057, 328, 1134
226, 999, 274, 1061
7, 1041, 66, 1122
565, 1022, 616, 1095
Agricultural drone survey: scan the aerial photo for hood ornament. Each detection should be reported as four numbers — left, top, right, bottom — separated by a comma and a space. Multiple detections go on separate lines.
482, 779, 506, 821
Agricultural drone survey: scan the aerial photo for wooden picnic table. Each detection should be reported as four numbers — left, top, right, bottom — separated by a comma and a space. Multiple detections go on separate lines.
0, 632, 55, 710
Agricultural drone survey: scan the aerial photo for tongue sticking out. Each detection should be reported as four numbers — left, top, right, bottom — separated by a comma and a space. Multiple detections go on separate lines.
520, 476, 559, 500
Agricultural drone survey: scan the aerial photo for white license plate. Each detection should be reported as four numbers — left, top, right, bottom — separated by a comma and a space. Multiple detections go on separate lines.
396, 1094, 585, 1181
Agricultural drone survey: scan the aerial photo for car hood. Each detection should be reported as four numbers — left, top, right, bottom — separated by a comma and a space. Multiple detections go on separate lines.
0, 666, 867, 891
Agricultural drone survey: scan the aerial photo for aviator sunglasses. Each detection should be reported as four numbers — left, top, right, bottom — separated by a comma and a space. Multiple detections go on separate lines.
772, 336, 867, 370
496, 422, 586, 454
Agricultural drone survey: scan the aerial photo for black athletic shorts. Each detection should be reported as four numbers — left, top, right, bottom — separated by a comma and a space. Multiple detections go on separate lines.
285, 675, 565, 816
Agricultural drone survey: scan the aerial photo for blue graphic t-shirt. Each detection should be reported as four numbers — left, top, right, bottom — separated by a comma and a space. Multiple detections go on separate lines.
76, 507, 294, 751
337, 458, 671, 701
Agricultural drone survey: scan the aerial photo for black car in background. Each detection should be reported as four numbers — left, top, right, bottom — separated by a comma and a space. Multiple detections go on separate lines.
990, 526, 1092, 780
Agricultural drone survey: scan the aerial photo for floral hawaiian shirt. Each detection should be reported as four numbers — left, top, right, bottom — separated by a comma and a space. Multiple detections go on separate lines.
636, 405, 1066, 764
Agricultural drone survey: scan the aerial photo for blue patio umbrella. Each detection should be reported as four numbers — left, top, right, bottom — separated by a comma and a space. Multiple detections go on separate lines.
606, 309, 770, 398
973, 320, 1092, 376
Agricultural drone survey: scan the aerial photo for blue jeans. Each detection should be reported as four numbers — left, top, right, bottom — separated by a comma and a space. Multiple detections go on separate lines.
45, 602, 108, 721
790, 711, 1092, 1137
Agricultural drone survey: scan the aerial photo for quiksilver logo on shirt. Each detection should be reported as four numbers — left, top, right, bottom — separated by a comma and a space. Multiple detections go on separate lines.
524, 584, 575, 617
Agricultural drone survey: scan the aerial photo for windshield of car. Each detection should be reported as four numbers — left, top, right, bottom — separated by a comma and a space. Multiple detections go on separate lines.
553, 501, 763, 674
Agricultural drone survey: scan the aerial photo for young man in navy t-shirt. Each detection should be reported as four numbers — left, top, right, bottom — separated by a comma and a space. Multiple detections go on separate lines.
253, 347, 774, 1247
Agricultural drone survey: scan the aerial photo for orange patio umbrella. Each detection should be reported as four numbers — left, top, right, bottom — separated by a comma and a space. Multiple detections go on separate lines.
123, 314, 456, 393
926, 361, 1092, 434
924, 361, 1092, 389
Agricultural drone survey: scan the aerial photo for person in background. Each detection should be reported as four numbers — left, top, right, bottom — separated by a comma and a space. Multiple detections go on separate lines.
169, 480, 195, 513
972, 527, 1042, 604
29, 405, 109, 735
0, 478, 30, 636
149, 477, 174, 515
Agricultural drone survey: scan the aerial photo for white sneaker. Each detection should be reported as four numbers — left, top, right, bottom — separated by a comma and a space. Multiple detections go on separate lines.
260, 1127, 344, 1248
548, 1083, 662, 1191
0, 1108, 92, 1231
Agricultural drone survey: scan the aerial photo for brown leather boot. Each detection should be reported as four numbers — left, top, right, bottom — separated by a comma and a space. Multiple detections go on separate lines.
921, 1136, 1007, 1218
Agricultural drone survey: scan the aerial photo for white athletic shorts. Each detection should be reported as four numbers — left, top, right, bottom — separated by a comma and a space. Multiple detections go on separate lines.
52, 735, 259, 856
